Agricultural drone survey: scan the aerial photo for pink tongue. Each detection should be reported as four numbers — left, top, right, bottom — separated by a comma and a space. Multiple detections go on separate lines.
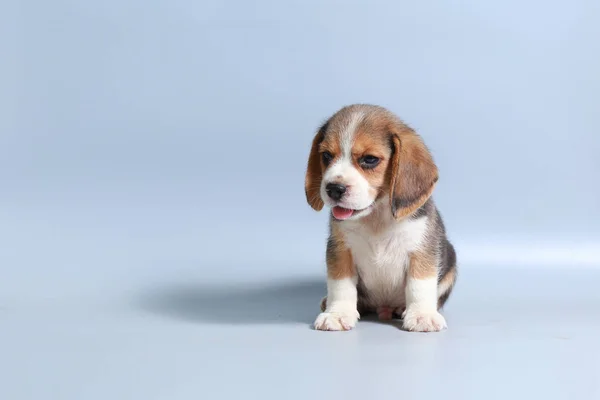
332, 206, 354, 220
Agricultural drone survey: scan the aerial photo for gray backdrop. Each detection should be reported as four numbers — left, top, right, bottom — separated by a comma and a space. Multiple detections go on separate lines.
2, 1, 599, 399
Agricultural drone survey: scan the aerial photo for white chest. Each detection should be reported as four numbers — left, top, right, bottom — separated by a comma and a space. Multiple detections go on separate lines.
341, 217, 428, 307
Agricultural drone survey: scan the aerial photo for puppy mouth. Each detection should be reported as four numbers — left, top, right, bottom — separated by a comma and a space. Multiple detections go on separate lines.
331, 205, 372, 221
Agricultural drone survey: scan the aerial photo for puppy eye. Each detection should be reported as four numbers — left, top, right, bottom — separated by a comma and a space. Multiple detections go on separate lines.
359, 155, 380, 169
322, 152, 333, 166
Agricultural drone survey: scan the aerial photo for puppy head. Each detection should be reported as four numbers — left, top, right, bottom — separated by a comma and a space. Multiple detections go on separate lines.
304, 104, 438, 221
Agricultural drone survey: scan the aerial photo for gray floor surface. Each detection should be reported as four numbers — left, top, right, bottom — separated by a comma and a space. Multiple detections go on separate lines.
2, 257, 599, 399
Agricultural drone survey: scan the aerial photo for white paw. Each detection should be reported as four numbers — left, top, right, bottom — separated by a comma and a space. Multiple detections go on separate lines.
402, 308, 447, 332
314, 309, 359, 331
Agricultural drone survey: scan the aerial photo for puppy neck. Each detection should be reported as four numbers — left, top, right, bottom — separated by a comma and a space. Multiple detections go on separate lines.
338, 197, 394, 234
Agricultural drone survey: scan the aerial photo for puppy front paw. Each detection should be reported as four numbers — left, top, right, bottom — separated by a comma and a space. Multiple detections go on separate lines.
314, 309, 359, 331
402, 307, 447, 332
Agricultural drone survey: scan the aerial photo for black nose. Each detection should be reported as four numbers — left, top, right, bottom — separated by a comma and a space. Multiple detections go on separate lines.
326, 183, 347, 201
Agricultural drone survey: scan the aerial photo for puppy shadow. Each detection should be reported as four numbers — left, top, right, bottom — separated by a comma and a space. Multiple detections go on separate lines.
355, 310, 405, 329
137, 278, 326, 326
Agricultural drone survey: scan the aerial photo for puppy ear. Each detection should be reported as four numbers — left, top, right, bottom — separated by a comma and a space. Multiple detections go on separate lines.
389, 127, 438, 219
304, 123, 328, 211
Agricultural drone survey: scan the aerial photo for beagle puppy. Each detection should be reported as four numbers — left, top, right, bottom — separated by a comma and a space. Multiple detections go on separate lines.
304, 104, 457, 332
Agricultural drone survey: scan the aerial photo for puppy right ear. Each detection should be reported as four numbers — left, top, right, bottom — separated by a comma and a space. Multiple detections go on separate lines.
304, 122, 328, 211
389, 127, 438, 219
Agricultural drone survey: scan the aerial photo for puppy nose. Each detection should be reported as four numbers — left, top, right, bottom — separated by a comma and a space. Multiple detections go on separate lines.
326, 183, 347, 201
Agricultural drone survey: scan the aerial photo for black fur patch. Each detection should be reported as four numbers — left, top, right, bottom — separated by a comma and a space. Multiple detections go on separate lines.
438, 289, 452, 309
410, 198, 432, 219
437, 239, 457, 309
392, 180, 437, 216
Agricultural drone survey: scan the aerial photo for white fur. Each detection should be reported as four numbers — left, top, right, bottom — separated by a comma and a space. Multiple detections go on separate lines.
341, 202, 429, 309
402, 277, 447, 332
314, 277, 360, 331
405, 276, 438, 310
320, 111, 374, 212
340, 111, 363, 155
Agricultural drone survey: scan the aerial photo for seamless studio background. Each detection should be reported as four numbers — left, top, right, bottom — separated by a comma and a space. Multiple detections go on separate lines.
2, 1, 600, 400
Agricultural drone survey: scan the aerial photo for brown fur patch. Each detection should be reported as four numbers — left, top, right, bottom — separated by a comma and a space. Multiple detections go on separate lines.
389, 130, 439, 219
351, 130, 393, 200
317, 134, 341, 157
408, 251, 438, 280
326, 223, 355, 280
304, 123, 328, 211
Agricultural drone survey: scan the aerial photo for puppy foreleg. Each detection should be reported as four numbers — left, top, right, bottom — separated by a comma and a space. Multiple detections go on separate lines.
314, 232, 359, 331
314, 276, 359, 331
402, 253, 447, 332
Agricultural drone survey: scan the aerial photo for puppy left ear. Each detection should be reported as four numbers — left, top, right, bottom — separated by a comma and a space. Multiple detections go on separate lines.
389, 127, 439, 219
304, 123, 328, 211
